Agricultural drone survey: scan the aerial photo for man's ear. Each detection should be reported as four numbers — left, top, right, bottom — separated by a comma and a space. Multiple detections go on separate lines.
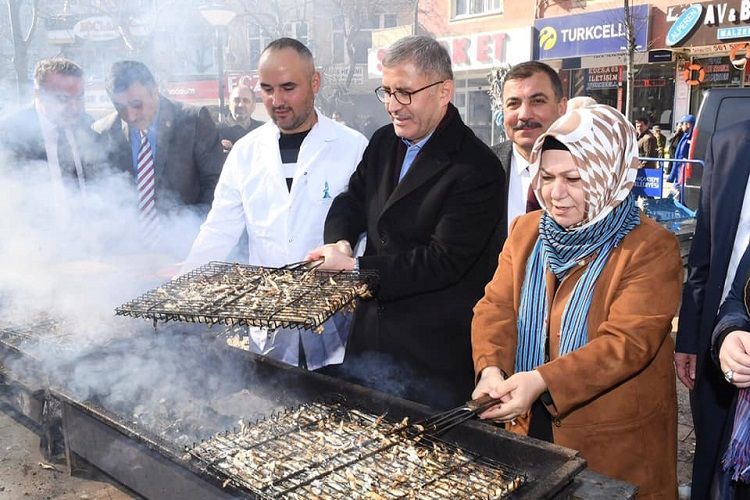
312, 71, 321, 94
440, 79, 455, 106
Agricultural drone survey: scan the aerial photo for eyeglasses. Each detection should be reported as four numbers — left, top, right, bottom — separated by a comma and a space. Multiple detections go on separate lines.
374, 80, 445, 105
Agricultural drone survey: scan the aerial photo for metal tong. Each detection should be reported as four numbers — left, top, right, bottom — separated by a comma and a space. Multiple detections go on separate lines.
412, 394, 502, 436
284, 258, 325, 271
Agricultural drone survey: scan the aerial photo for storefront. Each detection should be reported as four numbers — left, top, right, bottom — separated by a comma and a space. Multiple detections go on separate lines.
658, 1, 750, 119
367, 28, 534, 145
534, 5, 674, 124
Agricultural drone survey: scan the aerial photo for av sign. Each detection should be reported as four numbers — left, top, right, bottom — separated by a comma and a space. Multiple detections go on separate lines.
534, 5, 649, 59
664, 1, 750, 46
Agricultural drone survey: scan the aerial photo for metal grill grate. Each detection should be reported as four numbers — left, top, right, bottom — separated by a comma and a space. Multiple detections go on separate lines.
186, 401, 526, 499
0, 319, 76, 352
115, 261, 376, 331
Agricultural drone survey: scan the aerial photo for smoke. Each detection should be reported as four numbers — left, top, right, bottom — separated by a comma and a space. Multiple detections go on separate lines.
0, 131, 283, 445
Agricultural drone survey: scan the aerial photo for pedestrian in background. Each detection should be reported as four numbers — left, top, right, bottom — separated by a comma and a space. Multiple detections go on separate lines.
635, 115, 659, 168
668, 114, 695, 200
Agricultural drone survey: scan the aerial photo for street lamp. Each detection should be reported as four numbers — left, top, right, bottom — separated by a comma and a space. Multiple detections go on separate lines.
199, 2, 237, 122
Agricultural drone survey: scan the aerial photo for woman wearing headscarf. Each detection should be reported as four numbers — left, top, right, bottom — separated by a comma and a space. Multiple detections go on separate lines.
471, 104, 682, 498
712, 246, 750, 499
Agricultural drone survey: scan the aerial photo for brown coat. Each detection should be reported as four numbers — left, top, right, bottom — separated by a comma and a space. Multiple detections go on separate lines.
472, 211, 681, 499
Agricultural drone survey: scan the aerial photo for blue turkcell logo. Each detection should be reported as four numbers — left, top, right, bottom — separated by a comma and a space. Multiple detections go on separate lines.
666, 5, 703, 47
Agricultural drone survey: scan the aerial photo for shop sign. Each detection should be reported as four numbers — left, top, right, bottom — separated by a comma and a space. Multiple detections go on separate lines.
666, 4, 703, 46
718, 26, 750, 39
649, 49, 674, 62
693, 56, 743, 84
534, 5, 649, 60
665, 1, 750, 46
635, 78, 667, 87
586, 66, 621, 90
226, 73, 259, 92
72, 15, 152, 42
367, 28, 532, 78
633, 169, 663, 198
164, 80, 220, 102
73, 16, 120, 41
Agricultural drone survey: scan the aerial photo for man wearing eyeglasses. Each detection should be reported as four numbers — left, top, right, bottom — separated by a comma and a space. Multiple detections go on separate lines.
0, 58, 103, 202
308, 35, 505, 408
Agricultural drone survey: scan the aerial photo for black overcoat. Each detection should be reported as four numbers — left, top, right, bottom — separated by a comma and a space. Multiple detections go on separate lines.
676, 119, 750, 499
324, 104, 505, 407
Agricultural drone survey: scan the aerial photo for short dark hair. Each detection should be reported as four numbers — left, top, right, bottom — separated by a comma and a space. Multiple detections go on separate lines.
34, 58, 83, 88
504, 61, 563, 102
105, 60, 157, 95
635, 116, 650, 125
262, 37, 314, 63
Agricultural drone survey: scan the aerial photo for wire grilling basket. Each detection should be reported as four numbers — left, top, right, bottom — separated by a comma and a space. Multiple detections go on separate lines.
186, 400, 526, 499
115, 261, 377, 331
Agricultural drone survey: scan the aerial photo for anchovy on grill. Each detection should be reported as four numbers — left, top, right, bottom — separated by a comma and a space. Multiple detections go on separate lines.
115, 261, 376, 331
186, 400, 526, 499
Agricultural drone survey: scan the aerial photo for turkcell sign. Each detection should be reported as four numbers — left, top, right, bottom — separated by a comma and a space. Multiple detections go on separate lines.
534, 5, 649, 59
666, 4, 703, 46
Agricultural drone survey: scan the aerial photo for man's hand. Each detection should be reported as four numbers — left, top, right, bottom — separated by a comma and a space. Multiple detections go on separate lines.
674, 352, 697, 390
476, 370, 548, 423
306, 240, 355, 271
221, 139, 233, 152
719, 330, 750, 389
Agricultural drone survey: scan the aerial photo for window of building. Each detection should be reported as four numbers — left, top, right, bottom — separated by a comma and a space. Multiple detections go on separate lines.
452, 0, 503, 19
284, 21, 309, 47
332, 13, 397, 65
248, 24, 269, 70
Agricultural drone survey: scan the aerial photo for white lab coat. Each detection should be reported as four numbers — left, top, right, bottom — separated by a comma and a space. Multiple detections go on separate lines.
182, 111, 369, 370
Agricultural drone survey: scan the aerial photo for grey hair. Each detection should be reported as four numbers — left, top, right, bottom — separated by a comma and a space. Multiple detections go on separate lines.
382, 35, 453, 81
34, 58, 83, 88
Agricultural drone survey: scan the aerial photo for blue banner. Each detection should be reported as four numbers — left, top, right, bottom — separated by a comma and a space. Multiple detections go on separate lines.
633, 168, 663, 198
535, 5, 649, 60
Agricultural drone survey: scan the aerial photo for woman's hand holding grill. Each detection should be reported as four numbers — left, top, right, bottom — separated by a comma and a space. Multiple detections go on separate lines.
476, 370, 547, 423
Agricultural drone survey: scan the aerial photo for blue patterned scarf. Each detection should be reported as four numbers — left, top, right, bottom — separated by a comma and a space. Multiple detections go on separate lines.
724, 389, 750, 482
515, 194, 641, 373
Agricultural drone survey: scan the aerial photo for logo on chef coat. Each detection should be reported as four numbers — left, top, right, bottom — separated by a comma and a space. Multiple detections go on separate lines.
323, 181, 331, 199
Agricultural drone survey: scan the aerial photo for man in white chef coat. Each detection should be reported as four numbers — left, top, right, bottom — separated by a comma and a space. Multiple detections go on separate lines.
181, 37, 368, 370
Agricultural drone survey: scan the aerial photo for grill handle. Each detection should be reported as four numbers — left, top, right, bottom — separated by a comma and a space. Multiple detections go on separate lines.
466, 394, 502, 413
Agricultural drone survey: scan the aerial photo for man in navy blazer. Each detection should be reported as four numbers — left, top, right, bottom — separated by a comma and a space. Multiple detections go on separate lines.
676, 119, 750, 498
93, 61, 225, 215
309, 35, 505, 408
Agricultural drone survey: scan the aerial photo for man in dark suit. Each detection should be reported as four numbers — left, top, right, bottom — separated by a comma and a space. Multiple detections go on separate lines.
93, 61, 224, 214
676, 119, 750, 499
492, 61, 567, 237
0, 57, 102, 191
218, 84, 263, 152
308, 35, 505, 408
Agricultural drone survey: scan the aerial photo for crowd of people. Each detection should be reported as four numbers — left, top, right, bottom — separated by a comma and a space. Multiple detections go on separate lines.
1, 34, 749, 499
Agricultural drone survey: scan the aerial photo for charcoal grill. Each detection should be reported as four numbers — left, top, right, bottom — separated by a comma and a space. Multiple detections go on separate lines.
187, 399, 526, 499
115, 261, 376, 331
49, 332, 594, 500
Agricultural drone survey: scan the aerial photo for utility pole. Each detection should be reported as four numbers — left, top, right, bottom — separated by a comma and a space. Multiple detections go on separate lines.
623, 0, 636, 120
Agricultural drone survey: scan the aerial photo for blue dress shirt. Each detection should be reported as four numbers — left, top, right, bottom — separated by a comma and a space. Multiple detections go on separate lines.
399, 132, 433, 182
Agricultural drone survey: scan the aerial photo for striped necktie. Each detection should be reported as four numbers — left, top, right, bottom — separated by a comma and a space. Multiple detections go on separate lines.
137, 130, 159, 246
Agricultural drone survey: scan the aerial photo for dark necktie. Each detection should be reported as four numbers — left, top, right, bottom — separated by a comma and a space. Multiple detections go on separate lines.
57, 128, 78, 181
